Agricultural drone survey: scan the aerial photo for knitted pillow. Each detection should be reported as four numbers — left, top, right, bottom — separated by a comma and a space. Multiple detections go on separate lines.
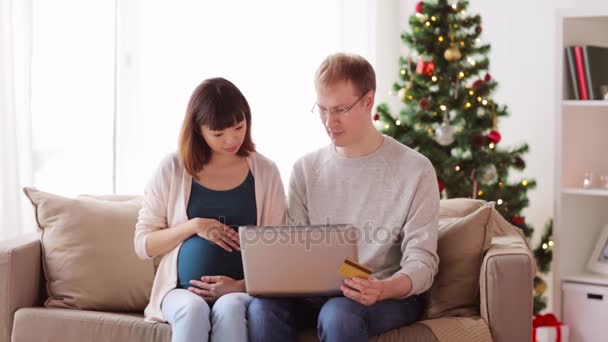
424, 200, 494, 318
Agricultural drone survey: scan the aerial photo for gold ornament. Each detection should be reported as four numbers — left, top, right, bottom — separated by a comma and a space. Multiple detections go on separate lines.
444, 43, 462, 62
534, 278, 547, 296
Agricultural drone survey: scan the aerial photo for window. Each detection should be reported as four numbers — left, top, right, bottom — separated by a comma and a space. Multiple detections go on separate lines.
31, 0, 115, 195
115, 0, 358, 193
29, 0, 381, 195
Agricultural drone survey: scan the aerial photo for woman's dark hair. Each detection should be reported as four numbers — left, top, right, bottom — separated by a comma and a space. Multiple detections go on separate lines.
178, 77, 255, 176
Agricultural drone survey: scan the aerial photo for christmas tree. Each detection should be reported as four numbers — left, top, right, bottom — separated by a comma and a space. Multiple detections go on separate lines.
532, 219, 553, 313
375, 0, 552, 314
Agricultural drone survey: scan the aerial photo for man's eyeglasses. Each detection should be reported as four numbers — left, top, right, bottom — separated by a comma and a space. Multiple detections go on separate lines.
311, 92, 368, 117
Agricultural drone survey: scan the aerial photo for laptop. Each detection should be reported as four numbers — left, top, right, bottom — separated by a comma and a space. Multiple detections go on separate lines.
239, 224, 359, 296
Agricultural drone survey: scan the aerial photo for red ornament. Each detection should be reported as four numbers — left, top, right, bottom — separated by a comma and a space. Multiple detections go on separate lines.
476, 26, 483, 34
487, 130, 502, 144
416, 60, 435, 77
472, 79, 484, 91
373, 113, 380, 121
415, 1, 424, 14
511, 216, 525, 226
438, 178, 445, 193
485, 74, 492, 82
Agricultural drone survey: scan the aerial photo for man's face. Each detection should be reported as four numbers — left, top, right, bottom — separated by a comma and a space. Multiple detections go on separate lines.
315, 81, 374, 147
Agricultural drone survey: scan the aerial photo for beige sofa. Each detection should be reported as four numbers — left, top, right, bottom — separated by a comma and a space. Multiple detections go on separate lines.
0, 198, 534, 342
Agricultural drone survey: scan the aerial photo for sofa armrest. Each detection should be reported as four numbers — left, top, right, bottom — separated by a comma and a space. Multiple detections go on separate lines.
480, 235, 534, 342
0, 233, 43, 342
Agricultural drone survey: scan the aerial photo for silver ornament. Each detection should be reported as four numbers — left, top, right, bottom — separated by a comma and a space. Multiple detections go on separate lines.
480, 164, 498, 184
435, 121, 455, 146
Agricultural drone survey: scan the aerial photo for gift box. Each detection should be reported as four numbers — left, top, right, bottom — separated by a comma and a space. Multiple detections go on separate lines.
534, 325, 569, 342
533, 314, 569, 342
415, 60, 435, 76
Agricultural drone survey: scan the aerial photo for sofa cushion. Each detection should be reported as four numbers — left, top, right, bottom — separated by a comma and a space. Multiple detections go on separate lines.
296, 323, 438, 342
12, 307, 440, 342
418, 316, 492, 341
424, 200, 494, 319
439, 198, 487, 219
11, 308, 171, 342
22, 188, 153, 312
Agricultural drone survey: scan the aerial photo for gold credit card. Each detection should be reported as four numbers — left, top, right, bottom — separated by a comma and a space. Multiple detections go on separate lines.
338, 258, 373, 279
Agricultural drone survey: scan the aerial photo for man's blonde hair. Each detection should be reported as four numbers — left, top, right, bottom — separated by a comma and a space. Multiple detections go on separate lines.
314, 53, 376, 96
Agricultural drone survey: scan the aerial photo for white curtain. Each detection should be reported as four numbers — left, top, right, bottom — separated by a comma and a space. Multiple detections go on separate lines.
0, 0, 34, 240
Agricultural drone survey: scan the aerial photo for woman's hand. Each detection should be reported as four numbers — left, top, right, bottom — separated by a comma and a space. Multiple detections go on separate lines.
188, 276, 245, 301
191, 217, 240, 252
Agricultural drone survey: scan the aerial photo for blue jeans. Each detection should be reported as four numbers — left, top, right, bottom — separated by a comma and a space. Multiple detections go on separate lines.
161, 289, 253, 342
248, 295, 423, 342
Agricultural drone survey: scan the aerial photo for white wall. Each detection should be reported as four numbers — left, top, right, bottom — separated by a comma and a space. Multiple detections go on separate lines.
466, 0, 607, 242
387, 0, 608, 313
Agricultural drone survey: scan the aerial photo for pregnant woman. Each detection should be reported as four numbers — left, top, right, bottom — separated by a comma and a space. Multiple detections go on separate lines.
134, 77, 286, 342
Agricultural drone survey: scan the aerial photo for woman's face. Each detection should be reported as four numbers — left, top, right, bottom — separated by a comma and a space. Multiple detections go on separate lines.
200, 118, 247, 157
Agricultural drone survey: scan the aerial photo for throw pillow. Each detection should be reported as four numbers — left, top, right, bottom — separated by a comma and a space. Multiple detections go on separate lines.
23, 187, 153, 311
424, 201, 494, 319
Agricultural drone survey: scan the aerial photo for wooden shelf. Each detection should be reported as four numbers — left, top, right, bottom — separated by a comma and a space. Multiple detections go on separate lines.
562, 273, 608, 287
562, 100, 608, 107
561, 188, 608, 197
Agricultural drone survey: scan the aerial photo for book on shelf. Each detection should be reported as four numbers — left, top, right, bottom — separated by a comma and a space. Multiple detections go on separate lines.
583, 45, 608, 100
573, 46, 590, 100
566, 45, 608, 100
565, 47, 580, 100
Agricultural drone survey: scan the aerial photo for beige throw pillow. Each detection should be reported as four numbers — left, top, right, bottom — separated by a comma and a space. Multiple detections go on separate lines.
424, 200, 494, 319
439, 198, 487, 219
23, 187, 153, 312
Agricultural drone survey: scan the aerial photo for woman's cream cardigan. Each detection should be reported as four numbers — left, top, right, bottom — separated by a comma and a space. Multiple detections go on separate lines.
134, 152, 287, 322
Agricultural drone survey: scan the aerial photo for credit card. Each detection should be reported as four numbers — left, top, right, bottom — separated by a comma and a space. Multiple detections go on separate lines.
338, 258, 373, 279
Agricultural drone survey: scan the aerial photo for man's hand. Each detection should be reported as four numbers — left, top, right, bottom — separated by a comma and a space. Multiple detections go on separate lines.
341, 273, 413, 306
341, 276, 385, 306
188, 276, 245, 301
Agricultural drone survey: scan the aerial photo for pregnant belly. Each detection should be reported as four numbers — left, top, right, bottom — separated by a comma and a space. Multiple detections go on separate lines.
177, 235, 244, 289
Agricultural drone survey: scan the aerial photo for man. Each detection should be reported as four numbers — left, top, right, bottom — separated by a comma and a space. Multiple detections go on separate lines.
248, 53, 440, 342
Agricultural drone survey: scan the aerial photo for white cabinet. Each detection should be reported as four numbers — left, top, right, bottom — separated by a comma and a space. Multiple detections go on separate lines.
562, 282, 608, 342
